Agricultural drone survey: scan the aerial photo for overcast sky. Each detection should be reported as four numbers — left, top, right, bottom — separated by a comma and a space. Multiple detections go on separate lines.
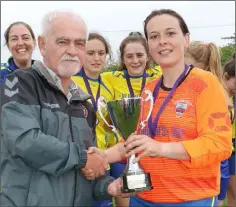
1, 1, 235, 62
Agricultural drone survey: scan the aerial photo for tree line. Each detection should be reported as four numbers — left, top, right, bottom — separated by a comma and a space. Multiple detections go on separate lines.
102, 33, 235, 73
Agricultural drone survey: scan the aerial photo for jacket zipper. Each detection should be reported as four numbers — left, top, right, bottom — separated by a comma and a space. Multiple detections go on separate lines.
1, 190, 17, 207
68, 101, 77, 207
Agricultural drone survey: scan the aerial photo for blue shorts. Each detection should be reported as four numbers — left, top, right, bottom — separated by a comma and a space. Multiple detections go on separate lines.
218, 159, 230, 200
93, 170, 112, 207
229, 152, 236, 175
110, 161, 126, 179
129, 196, 217, 207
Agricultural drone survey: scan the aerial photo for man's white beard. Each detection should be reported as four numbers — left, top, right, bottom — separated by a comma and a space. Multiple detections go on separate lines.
57, 61, 81, 77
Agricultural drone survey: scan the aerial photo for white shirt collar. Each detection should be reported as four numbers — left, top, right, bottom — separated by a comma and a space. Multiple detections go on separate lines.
44, 64, 78, 101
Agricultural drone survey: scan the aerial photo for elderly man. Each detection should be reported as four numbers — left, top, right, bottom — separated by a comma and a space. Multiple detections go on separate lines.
0, 11, 122, 207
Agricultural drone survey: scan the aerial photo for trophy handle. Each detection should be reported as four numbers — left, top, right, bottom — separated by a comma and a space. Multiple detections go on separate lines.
140, 90, 153, 129
97, 97, 118, 133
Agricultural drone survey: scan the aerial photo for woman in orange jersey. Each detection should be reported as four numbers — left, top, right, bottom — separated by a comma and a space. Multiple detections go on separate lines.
124, 9, 232, 207
185, 41, 232, 207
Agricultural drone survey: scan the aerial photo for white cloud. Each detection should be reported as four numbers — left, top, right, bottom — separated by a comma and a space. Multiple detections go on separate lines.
1, 1, 235, 62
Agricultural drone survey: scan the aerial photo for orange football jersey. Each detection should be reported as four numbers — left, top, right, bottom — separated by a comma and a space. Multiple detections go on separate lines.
137, 67, 232, 203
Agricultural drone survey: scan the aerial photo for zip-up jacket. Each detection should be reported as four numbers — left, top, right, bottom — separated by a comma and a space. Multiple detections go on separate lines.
0, 60, 114, 207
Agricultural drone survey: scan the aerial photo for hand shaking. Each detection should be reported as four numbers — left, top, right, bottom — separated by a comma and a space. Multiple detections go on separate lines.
82, 148, 108, 180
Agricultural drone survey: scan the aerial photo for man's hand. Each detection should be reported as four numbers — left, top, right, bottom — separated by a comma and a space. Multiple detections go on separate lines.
82, 150, 108, 180
81, 145, 127, 180
107, 178, 122, 197
107, 178, 136, 198
87, 147, 107, 159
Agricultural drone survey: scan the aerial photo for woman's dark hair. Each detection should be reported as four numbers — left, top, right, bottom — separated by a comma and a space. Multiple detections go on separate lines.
4, 21, 36, 45
118, 32, 151, 71
88, 32, 112, 60
223, 57, 235, 78
143, 9, 190, 40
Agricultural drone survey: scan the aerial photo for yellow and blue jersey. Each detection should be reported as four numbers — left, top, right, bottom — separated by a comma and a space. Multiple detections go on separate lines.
101, 65, 162, 100
1, 56, 34, 84
1, 57, 19, 84
231, 96, 235, 137
100, 65, 162, 146
73, 65, 162, 169
229, 95, 235, 175
230, 96, 235, 152
72, 71, 119, 153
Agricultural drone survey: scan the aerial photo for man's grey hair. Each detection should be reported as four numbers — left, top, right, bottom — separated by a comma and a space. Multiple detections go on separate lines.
41, 10, 88, 38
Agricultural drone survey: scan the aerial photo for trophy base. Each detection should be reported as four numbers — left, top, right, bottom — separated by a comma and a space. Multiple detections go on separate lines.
121, 172, 153, 193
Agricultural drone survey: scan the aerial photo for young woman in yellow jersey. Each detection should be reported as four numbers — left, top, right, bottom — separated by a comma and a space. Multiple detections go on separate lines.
185, 41, 232, 207
223, 57, 235, 207
72, 32, 116, 207
102, 32, 162, 100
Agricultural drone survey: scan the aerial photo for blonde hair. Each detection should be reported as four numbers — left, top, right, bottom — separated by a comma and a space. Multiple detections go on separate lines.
185, 41, 224, 84
185, 41, 231, 108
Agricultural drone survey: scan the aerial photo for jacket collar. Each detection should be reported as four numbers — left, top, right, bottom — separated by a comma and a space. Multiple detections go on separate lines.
32, 60, 91, 101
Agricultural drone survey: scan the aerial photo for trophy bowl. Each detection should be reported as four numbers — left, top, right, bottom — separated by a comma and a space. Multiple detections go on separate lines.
98, 91, 153, 193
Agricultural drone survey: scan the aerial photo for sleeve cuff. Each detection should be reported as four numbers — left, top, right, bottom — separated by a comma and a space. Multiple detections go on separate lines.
93, 176, 115, 201
79, 149, 87, 168
180, 141, 194, 168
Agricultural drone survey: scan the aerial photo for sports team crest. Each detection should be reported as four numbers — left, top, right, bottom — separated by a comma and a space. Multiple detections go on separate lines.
175, 100, 192, 117
81, 104, 88, 118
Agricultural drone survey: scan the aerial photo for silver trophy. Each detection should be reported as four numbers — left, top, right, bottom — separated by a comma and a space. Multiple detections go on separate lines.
98, 90, 153, 193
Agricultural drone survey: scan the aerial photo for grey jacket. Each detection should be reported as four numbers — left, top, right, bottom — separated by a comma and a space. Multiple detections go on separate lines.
0, 61, 114, 206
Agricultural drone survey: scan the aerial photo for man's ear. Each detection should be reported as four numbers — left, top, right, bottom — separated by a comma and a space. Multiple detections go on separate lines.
38, 35, 46, 57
